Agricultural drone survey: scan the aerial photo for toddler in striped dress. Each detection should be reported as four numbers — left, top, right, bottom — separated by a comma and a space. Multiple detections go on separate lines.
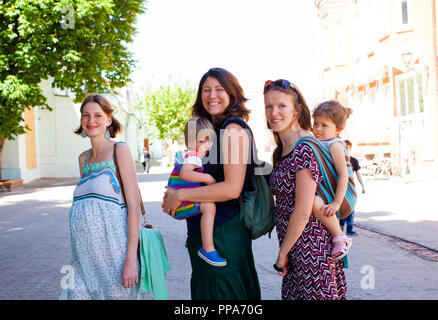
167, 117, 227, 267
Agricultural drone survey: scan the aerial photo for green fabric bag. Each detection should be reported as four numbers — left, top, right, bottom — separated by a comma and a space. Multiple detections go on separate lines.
139, 227, 171, 300
239, 161, 276, 240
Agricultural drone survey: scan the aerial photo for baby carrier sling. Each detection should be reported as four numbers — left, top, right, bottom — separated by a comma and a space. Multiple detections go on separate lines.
295, 136, 357, 219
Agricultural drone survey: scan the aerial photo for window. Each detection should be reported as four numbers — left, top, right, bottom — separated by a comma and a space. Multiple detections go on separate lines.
397, 0, 412, 31
401, 0, 409, 25
416, 74, 424, 113
398, 74, 424, 117
400, 79, 407, 116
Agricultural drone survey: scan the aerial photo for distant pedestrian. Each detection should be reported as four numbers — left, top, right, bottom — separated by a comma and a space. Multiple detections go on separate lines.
60, 94, 146, 300
264, 79, 347, 300
143, 148, 151, 173
312, 100, 356, 260
162, 68, 261, 300
341, 140, 366, 236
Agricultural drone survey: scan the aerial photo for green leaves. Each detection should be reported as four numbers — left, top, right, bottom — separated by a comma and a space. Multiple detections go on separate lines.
0, 0, 147, 142
138, 83, 196, 144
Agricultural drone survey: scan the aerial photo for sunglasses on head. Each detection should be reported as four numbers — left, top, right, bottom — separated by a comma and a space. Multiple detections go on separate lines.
264, 79, 292, 90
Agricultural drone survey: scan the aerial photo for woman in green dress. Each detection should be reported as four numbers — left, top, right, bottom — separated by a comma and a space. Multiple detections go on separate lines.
162, 68, 261, 300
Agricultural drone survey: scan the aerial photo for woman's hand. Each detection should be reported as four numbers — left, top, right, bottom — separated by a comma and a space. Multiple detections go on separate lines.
162, 187, 182, 217
274, 252, 289, 277
122, 258, 138, 289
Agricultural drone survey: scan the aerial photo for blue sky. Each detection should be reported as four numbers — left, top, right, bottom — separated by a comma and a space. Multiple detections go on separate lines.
130, 0, 320, 97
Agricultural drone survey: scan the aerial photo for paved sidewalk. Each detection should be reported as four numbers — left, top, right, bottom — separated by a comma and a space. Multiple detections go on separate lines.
353, 177, 438, 251
1, 171, 437, 300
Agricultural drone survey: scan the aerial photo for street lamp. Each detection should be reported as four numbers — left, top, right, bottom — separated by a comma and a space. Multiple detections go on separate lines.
401, 51, 413, 69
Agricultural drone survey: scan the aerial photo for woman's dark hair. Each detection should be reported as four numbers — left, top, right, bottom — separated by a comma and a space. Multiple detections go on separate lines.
191, 68, 250, 128
74, 94, 122, 138
263, 81, 312, 168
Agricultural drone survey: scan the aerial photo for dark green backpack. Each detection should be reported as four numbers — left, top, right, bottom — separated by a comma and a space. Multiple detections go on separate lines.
222, 118, 276, 239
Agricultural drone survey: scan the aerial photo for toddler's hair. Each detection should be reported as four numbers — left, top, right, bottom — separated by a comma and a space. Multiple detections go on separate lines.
184, 117, 215, 149
312, 100, 353, 129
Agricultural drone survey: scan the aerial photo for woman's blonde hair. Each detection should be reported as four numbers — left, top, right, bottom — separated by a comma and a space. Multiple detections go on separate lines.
184, 117, 215, 149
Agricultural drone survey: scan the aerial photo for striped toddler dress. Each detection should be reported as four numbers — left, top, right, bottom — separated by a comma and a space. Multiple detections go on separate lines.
167, 150, 204, 220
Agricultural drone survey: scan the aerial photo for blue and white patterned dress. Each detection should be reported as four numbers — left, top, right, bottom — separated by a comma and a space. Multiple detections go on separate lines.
59, 145, 146, 300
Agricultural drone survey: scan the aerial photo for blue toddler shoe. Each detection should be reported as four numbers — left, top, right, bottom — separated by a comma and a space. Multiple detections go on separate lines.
197, 248, 227, 267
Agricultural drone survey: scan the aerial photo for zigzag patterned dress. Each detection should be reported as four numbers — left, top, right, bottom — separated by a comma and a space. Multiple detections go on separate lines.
270, 143, 347, 300
59, 147, 146, 300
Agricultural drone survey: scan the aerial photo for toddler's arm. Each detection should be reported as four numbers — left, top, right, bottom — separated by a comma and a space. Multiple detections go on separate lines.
180, 163, 216, 185
323, 142, 349, 216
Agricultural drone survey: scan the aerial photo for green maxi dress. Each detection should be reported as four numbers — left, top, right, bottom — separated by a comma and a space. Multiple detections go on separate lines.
185, 117, 261, 300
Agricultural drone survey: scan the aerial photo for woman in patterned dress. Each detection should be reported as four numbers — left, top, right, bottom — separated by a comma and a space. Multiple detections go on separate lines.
264, 80, 347, 300
60, 94, 145, 299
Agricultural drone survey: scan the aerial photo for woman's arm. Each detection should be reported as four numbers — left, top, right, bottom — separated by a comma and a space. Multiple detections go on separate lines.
115, 143, 140, 288
275, 169, 317, 276
323, 142, 349, 216
163, 123, 249, 215
355, 170, 366, 193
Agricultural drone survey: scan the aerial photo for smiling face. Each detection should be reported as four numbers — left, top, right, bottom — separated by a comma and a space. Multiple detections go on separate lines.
264, 90, 299, 134
81, 102, 112, 138
201, 76, 230, 120
312, 115, 342, 141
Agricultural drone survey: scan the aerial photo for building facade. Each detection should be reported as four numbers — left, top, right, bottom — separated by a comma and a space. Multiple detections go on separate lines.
315, 0, 438, 177
1, 80, 145, 183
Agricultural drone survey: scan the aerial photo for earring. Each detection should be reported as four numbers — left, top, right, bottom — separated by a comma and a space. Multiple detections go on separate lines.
80, 131, 88, 138
105, 128, 111, 139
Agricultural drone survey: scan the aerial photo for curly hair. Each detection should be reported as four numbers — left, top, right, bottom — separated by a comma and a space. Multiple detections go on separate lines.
312, 100, 353, 129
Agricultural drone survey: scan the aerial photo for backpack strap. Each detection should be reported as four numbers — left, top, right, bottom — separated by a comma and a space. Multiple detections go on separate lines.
221, 117, 255, 166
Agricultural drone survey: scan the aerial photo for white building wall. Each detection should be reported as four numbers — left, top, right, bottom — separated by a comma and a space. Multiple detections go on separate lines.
1, 79, 143, 183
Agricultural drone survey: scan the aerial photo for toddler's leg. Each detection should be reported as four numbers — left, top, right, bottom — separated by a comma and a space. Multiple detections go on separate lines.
200, 202, 216, 252
312, 195, 344, 238
313, 196, 353, 260
198, 202, 227, 267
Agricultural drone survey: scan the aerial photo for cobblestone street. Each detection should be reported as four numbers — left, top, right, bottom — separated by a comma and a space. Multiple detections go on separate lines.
1, 170, 438, 300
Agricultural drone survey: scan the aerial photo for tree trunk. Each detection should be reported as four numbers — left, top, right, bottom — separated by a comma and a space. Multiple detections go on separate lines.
0, 137, 4, 181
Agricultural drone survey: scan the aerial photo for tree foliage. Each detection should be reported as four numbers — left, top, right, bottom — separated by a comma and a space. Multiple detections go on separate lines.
138, 83, 196, 144
0, 0, 147, 142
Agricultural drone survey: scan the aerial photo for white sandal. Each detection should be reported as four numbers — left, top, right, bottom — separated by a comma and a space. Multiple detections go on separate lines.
332, 235, 352, 262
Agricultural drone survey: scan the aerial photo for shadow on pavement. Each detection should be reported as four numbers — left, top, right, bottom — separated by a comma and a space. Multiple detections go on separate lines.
355, 211, 438, 251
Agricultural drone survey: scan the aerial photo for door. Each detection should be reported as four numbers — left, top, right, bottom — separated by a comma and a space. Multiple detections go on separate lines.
23, 108, 37, 170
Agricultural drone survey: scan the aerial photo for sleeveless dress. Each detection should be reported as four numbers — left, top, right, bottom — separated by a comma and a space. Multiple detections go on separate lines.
185, 118, 261, 300
59, 145, 146, 300
269, 143, 347, 300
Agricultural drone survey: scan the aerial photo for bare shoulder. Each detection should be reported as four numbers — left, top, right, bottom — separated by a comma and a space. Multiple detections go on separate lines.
223, 122, 250, 139
114, 141, 130, 153
224, 122, 246, 131
78, 150, 87, 164
329, 140, 345, 153
114, 142, 133, 160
